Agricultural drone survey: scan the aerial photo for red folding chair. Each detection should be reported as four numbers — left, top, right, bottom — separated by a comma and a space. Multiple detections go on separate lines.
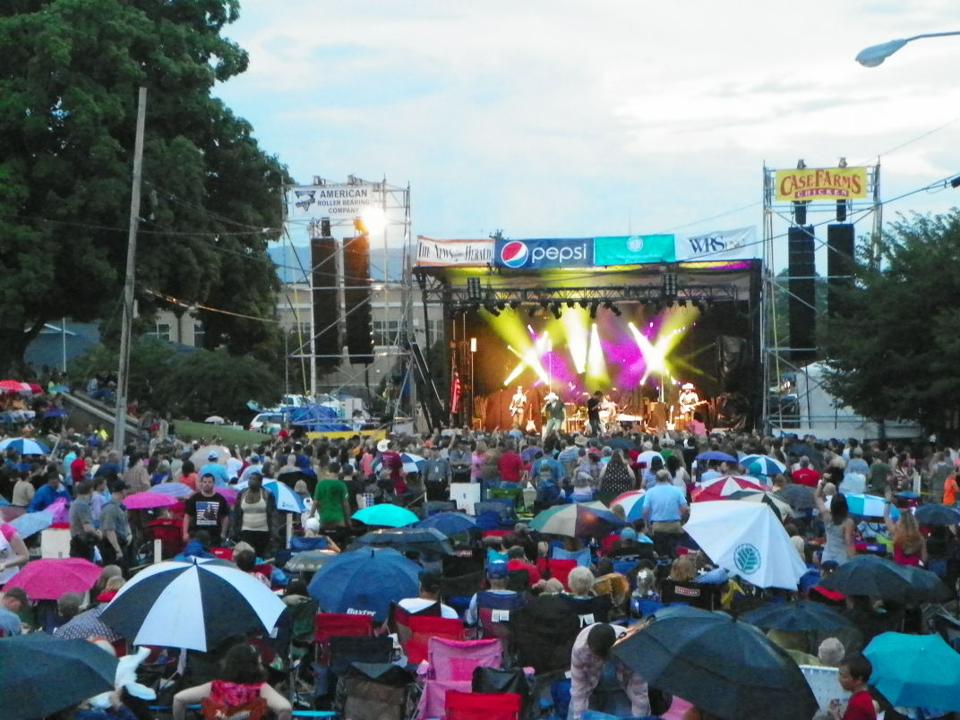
314, 612, 374, 666
445, 690, 522, 720
392, 605, 466, 665
545, 558, 577, 590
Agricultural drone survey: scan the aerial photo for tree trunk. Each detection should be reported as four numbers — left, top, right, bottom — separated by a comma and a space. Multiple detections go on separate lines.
0, 322, 42, 377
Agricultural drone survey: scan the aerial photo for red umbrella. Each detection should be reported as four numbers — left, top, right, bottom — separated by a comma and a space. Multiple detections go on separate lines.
5, 558, 102, 600
123, 491, 181, 511
693, 475, 766, 502
0, 380, 29, 394
28, 383, 43, 394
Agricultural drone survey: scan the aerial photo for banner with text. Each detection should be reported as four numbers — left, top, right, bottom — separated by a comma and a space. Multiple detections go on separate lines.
495, 237, 594, 270
416, 237, 495, 266
774, 167, 868, 202
594, 234, 676, 266
287, 183, 383, 218
677, 226, 759, 261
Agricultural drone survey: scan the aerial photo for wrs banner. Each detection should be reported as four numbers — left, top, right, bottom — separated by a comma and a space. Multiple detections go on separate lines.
677, 227, 758, 261
774, 167, 868, 202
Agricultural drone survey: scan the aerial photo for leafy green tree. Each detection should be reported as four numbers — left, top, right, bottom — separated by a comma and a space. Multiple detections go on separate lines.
0, 0, 287, 374
70, 337, 177, 406
821, 210, 960, 437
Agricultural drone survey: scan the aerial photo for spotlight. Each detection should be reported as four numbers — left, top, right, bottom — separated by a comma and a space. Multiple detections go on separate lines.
483, 302, 500, 317
496, 300, 507, 311
550, 302, 563, 319
662, 272, 677, 299
579, 300, 589, 309
566, 300, 576, 308
589, 302, 599, 320
602, 300, 622, 317
509, 299, 521, 310
678, 298, 687, 308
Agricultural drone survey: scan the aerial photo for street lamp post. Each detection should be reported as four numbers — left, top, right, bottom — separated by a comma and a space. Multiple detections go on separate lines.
856, 31, 960, 67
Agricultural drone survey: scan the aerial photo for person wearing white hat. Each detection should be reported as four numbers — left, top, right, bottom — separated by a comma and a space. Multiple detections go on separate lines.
541, 392, 565, 442
678, 382, 702, 421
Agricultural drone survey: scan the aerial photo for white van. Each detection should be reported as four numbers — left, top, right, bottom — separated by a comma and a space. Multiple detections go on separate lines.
249, 412, 284, 434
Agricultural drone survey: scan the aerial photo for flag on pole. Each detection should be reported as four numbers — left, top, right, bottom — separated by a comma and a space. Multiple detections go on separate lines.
450, 369, 461, 415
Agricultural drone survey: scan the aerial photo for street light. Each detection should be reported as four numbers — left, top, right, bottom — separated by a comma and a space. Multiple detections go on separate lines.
856, 31, 960, 67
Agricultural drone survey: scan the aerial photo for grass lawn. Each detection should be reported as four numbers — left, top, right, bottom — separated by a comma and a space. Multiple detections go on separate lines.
174, 419, 271, 447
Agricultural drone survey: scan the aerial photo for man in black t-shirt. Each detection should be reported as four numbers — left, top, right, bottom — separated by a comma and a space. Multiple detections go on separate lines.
182, 473, 230, 546
587, 391, 602, 436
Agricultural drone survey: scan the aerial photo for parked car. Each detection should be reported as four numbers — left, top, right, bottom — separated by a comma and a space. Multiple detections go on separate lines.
249, 411, 284, 434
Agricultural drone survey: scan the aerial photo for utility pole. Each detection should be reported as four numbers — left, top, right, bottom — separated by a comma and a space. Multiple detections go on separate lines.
114, 87, 147, 451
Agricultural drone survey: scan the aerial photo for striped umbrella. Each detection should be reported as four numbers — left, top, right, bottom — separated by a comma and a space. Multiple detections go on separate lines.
611, 490, 646, 522
724, 490, 793, 520
693, 476, 766, 501
100, 558, 286, 652
845, 493, 899, 519
0, 437, 49, 455
373, 452, 426, 475
530, 502, 625, 538
741, 454, 787, 477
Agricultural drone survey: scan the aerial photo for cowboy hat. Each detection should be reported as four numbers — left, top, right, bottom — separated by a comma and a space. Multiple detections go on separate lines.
376, 439, 391, 453
681, 382, 695, 390
545, 392, 559, 401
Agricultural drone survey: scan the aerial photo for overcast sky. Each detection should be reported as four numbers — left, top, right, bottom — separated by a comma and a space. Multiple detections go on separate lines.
216, 1, 960, 246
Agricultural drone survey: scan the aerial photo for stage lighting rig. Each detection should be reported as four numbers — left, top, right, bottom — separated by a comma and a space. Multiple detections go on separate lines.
483, 301, 501, 316
589, 301, 599, 320
509, 299, 522, 310
467, 277, 482, 302
550, 302, 563, 319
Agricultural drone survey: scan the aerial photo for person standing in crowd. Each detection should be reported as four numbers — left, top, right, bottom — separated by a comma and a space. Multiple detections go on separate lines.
232, 472, 277, 558
883, 489, 926, 567
816, 481, 855, 566
597, 450, 635, 505
183, 473, 231, 547
0, 587, 29, 637
643, 468, 689, 555
791, 456, 821, 488
398, 571, 459, 619
122, 452, 151, 493
99, 480, 131, 568
0, 522, 29, 586
831, 653, 877, 720
28, 468, 71, 512
498, 441, 524, 484
943, 466, 958, 507
11, 471, 35, 508
68, 481, 101, 559
200, 451, 231, 487
423, 445, 450, 501
313, 464, 351, 531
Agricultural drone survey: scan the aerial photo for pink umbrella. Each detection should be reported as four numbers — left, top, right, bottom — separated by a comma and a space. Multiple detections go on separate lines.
218, 486, 238, 506
124, 491, 181, 510
5, 558, 102, 600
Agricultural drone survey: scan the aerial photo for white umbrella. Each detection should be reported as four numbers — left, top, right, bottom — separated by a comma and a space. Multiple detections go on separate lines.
99, 558, 286, 652
189, 444, 230, 468
684, 501, 807, 590
204, 416, 226, 425
636, 450, 664, 468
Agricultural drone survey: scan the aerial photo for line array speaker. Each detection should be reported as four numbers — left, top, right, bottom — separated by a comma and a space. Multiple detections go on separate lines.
343, 234, 374, 364
787, 225, 816, 363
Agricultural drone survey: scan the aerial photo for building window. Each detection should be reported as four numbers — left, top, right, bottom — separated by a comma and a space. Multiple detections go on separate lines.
193, 322, 205, 348
372, 320, 401, 347
153, 322, 171, 342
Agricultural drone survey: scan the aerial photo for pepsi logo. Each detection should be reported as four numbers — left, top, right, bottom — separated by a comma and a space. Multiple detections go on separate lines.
500, 241, 529, 269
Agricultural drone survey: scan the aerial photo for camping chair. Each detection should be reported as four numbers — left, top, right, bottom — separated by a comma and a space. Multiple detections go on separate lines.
282, 598, 319, 706
391, 604, 466, 665
551, 546, 592, 567
424, 500, 458, 516
475, 591, 526, 661
313, 613, 374, 666
660, 580, 719, 610
513, 594, 581, 675
544, 559, 577, 590
445, 690, 523, 720
416, 637, 503, 720
441, 570, 484, 616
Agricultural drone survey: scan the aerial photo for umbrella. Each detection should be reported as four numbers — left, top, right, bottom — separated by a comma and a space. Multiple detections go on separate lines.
820, 555, 948, 604
693, 476, 766, 501
845, 493, 899, 519
373, 452, 427, 475
864, 632, 960, 712
0, 380, 31, 394
123, 491, 181, 510
204, 415, 226, 424
0, 496, 7, 507
9, 509, 54, 538
285, 549, 340, 572
189, 444, 231, 468
307, 547, 420, 622
610, 489, 646, 522
0, 437, 49, 455
235, 478, 304, 513
100, 558, 287, 652
53, 605, 123, 642
352, 504, 419, 528
741, 600, 854, 634
914, 503, 960, 526
897, 563, 953, 603
724, 490, 793, 520
353, 527, 454, 555
529, 502, 626, 538
683, 502, 807, 590
741, 454, 787, 477
776, 484, 817, 511
636, 450, 664, 468
612, 606, 818, 720
148, 482, 194, 499
43, 408, 68, 419
5, 558, 102, 600
0, 634, 118, 720
696, 450, 739, 463
416, 511, 477, 536
785, 442, 825, 470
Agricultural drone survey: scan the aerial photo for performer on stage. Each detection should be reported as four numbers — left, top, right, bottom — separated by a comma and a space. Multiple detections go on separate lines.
586, 390, 602, 436
509, 385, 527, 428
679, 382, 706, 426
542, 392, 566, 441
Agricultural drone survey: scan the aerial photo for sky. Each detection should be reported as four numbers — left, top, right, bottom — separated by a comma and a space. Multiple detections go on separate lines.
215, 0, 960, 256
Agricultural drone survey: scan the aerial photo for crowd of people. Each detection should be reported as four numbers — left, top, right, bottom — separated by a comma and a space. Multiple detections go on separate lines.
1, 418, 959, 720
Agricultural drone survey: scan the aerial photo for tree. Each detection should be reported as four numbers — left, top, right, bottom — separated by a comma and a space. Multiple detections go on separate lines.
0, 1, 288, 373
821, 209, 960, 437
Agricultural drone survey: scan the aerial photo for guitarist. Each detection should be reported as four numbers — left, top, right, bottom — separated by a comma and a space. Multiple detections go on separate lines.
509, 386, 527, 428
678, 382, 705, 421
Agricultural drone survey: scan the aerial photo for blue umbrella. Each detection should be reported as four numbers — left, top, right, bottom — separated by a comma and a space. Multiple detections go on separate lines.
148, 482, 194, 499
352, 504, 419, 528
845, 493, 899, 519
741, 454, 787, 477
307, 547, 420, 622
0, 496, 8, 508
0, 437, 49, 455
914, 503, 960, 526
354, 527, 455, 555
416, 511, 477, 536
865, 632, 960, 712
10, 509, 54, 538
235, 478, 305, 513
696, 451, 738, 464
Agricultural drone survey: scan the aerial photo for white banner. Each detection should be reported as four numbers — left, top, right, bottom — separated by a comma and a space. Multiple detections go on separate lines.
677, 226, 759, 262
287, 183, 383, 219
416, 237, 495, 266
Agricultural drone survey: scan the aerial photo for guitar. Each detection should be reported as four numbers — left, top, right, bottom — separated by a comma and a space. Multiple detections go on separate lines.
509, 396, 526, 417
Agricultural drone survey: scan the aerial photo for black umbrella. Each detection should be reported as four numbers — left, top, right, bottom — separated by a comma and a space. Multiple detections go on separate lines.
785, 442, 824, 470
352, 527, 455, 555
0, 634, 118, 720
820, 555, 950, 604
741, 600, 854, 633
776, 484, 816, 511
612, 607, 818, 720
915, 503, 960, 526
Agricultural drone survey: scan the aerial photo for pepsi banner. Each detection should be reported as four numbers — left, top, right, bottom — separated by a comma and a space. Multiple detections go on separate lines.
495, 238, 594, 270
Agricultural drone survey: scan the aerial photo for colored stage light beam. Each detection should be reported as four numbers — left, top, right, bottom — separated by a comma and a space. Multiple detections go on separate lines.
586, 323, 609, 383
502, 334, 551, 386
628, 308, 698, 384
561, 308, 589, 374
